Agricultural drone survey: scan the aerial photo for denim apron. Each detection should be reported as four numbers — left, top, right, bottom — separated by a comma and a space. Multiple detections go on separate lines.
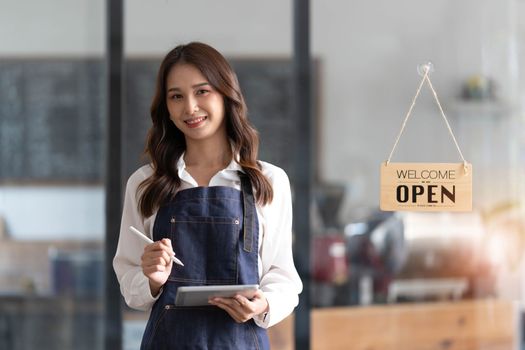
140, 173, 270, 350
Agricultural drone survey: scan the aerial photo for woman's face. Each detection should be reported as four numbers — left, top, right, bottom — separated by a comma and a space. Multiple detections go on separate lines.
165, 63, 226, 143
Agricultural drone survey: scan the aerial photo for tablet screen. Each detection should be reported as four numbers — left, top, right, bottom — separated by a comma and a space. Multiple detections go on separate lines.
175, 284, 259, 307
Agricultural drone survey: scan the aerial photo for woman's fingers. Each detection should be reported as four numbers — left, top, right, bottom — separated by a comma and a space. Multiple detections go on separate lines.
144, 239, 173, 255
233, 295, 257, 313
142, 239, 174, 267
143, 263, 167, 274
209, 292, 267, 323
210, 298, 246, 323
141, 253, 168, 269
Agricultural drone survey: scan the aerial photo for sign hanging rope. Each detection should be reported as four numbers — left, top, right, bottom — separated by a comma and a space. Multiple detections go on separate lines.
385, 63, 468, 175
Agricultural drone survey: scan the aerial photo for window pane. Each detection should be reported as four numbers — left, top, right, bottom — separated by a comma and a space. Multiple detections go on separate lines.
123, 1, 294, 349
0, 1, 106, 349
311, 0, 525, 348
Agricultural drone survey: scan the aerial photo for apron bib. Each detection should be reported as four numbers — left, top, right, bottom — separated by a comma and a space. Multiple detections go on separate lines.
140, 173, 269, 350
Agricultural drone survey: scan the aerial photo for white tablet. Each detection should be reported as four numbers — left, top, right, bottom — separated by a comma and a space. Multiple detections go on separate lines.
175, 284, 259, 307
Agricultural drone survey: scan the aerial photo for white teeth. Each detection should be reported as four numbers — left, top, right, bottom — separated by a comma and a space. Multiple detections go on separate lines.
185, 116, 206, 125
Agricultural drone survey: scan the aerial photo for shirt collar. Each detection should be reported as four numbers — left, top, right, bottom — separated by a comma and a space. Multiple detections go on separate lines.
176, 152, 245, 182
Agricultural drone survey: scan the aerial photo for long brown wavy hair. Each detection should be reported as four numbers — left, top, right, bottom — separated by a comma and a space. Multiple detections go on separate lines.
137, 42, 273, 217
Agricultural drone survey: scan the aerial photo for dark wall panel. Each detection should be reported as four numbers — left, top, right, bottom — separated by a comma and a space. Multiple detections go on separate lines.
0, 59, 300, 183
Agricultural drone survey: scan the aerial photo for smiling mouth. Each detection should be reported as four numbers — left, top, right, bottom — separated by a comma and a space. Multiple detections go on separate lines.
184, 116, 207, 126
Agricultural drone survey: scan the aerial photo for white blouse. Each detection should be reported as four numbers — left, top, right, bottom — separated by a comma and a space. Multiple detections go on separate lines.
113, 156, 303, 328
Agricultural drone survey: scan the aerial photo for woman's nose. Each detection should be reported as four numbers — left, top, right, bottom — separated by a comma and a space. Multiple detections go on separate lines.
184, 97, 199, 115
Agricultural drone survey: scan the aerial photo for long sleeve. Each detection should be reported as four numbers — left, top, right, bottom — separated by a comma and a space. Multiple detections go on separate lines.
255, 164, 303, 328
113, 166, 160, 311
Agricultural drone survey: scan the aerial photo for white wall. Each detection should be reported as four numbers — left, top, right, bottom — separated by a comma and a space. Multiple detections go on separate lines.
0, 0, 292, 56
0, 0, 105, 56
124, 0, 292, 56
0, 0, 523, 238
0, 186, 104, 240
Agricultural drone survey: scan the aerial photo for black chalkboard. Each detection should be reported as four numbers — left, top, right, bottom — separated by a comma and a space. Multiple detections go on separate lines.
233, 60, 297, 176
0, 59, 105, 182
0, 58, 301, 183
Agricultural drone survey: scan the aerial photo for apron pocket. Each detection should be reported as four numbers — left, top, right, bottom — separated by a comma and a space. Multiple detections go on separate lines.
169, 216, 241, 284
148, 305, 261, 350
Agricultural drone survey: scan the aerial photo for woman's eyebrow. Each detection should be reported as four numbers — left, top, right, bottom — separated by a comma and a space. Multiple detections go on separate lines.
167, 82, 210, 92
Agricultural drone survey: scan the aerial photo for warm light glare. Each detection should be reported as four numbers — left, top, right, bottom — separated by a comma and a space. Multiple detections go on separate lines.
403, 212, 485, 241
486, 234, 507, 267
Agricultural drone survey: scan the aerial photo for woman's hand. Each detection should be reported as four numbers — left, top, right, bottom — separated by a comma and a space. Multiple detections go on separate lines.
208, 289, 269, 323
141, 238, 174, 296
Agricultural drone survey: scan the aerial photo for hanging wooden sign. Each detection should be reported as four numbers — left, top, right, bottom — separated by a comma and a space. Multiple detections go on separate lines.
380, 162, 472, 211
380, 62, 473, 212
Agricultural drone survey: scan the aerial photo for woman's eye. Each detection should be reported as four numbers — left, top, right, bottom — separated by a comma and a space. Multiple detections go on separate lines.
196, 89, 209, 95
170, 94, 183, 100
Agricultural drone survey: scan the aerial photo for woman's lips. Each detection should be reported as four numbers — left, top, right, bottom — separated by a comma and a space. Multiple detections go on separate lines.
185, 116, 207, 128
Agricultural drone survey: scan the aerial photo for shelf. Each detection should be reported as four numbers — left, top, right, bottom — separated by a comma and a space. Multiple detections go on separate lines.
447, 100, 513, 118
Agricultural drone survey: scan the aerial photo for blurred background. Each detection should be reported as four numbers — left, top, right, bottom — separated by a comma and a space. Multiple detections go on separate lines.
1, 0, 525, 349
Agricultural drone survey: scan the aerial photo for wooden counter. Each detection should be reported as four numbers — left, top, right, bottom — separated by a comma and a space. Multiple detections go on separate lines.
311, 299, 520, 350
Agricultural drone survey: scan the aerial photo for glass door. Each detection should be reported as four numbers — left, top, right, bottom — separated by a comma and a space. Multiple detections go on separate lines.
310, 0, 525, 349
122, 2, 295, 348
0, 1, 107, 349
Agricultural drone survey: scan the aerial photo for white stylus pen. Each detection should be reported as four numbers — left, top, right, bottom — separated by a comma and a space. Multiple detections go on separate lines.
129, 226, 184, 266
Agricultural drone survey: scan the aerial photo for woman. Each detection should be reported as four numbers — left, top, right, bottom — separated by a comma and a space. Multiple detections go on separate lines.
113, 42, 302, 349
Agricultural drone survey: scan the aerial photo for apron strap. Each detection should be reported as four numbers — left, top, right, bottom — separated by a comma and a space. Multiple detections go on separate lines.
238, 171, 255, 253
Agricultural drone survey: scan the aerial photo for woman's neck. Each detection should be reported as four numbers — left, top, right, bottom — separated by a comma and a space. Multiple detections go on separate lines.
183, 138, 232, 168
183, 138, 233, 186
